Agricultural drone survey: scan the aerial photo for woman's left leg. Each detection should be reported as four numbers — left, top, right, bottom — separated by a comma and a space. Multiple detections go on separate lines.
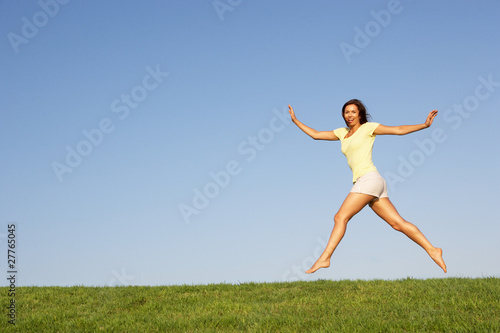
369, 197, 447, 273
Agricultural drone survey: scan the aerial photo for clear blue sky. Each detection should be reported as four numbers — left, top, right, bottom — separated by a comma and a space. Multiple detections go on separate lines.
1, 0, 499, 286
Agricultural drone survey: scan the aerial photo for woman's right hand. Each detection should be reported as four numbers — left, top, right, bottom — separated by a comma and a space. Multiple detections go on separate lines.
287, 105, 339, 141
288, 105, 296, 120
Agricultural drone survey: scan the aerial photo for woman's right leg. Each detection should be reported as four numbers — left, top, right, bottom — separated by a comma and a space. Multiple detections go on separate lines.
305, 192, 375, 274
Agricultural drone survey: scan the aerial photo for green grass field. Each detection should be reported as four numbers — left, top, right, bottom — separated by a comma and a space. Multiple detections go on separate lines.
1, 277, 499, 332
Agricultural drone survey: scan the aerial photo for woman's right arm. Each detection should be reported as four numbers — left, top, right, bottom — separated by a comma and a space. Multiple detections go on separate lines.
288, 105, 339, 141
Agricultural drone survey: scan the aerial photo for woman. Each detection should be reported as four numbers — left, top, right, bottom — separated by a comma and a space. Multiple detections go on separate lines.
288, 99, 447, 274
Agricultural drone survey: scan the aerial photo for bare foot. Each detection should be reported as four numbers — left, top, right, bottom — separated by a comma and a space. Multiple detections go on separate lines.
430, 248, 447, 273
305, 258, 330, 274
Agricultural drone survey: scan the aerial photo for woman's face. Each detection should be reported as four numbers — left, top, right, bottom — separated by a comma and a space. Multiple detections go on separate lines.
343, 104, 361, 127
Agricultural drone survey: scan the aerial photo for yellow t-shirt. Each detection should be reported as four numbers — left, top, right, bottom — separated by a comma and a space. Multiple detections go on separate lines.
334, 122, 380, 183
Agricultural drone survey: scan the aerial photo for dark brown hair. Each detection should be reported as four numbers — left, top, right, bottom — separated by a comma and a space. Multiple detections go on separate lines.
342, 99, 371, 126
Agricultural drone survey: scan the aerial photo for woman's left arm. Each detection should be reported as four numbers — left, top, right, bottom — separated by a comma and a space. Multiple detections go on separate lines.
373, 110, 438, 135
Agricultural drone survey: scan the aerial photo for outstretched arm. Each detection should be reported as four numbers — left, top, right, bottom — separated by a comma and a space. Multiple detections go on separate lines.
373, 110, 438, 135
289, 105, 339, 141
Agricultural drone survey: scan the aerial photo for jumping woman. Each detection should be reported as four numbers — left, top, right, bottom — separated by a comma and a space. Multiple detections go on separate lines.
288, 99, 447, 274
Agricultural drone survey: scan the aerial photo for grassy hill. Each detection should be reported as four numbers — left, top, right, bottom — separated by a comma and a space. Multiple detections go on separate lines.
1, 277, 499, 332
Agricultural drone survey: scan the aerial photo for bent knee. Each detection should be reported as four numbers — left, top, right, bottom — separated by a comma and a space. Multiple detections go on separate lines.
334, 214, 350, 225
391, 223, 403, 232
389, 219, 408, 232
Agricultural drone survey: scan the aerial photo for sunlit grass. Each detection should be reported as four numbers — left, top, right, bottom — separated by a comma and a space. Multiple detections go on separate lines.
1, 277, 499, 332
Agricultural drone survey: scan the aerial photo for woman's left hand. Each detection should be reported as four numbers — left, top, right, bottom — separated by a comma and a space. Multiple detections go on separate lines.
425, 110, 438, 127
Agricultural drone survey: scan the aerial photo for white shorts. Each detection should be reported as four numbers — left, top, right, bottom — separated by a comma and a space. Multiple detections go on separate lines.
350, 172, 389, 198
